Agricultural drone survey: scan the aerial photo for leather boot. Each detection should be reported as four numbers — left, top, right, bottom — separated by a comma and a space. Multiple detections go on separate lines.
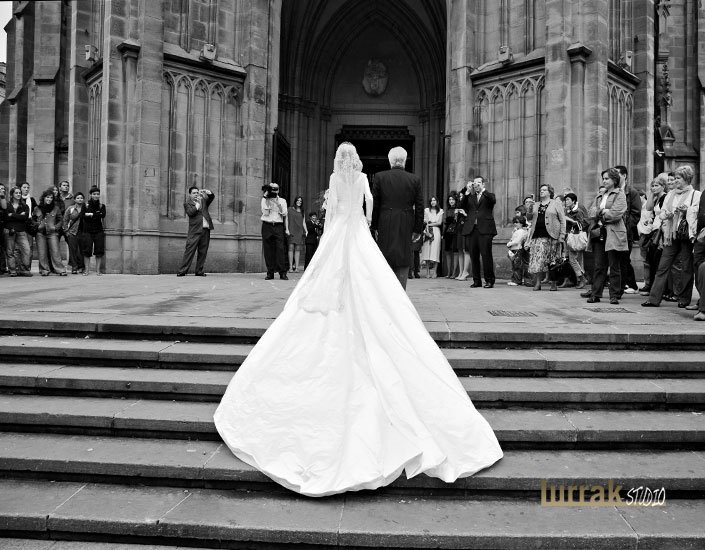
575, 276, 586, 289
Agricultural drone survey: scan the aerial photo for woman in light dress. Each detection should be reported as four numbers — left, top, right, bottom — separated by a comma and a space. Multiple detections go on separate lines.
214, 143, 502, 497
420, 197, 443, 278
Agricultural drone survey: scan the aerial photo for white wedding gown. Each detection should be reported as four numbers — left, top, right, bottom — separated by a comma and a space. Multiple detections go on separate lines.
214, 169, 503, 497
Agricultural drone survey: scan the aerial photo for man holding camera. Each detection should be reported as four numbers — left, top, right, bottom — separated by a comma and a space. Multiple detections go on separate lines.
177, 186, 214, 277
459, 176, 497, 288
261, 183, 289, 280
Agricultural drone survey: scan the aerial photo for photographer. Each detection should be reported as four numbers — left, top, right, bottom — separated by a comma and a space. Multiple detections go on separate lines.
176, 186, 214, 277
261, 183, 289, 280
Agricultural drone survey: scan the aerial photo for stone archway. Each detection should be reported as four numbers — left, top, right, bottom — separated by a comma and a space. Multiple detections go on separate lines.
277, 0, 446, 213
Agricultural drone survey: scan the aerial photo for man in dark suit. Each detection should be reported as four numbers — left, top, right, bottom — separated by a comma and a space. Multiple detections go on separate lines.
177, 186, 214, 277
371, 146, 424, 290
459, 176, 497, 287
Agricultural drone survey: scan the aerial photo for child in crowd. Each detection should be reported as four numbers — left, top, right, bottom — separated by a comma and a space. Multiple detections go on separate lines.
506, 215, 529, 286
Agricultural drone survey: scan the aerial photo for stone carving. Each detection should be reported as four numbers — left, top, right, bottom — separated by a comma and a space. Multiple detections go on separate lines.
362, 59, 388, 97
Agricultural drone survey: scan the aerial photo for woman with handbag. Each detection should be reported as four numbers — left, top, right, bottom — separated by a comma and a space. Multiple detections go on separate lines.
3, 187, 32, 277
581, 168, 628, 304
524, 184, 566, 291
643, 165, 701, 308
421, 197, 443, 278
563, 193, 588, 288
637, 174, 668, 295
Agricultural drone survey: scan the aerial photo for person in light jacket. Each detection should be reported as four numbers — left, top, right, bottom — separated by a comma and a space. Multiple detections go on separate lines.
581, 168, 628, 304
33, 189, 67, 276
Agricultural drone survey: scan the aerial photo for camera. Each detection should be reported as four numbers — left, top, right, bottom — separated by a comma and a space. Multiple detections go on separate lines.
262, 183, 279, 199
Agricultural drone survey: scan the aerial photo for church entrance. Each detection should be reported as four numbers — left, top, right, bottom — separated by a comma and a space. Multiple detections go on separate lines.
335, 125, 415, 179
277, 0, 446, 212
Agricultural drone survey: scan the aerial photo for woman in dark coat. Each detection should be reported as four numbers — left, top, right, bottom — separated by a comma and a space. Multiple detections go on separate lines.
3, 187, 32, 276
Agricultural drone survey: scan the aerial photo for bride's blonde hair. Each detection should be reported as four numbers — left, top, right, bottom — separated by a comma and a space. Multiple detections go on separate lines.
334, 142, 363, 174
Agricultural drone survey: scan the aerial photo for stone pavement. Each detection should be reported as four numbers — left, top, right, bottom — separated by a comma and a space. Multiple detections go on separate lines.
0, 272, 701, 330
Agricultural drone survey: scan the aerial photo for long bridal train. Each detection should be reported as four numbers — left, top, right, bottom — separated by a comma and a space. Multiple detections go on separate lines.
214, 147, 502, 497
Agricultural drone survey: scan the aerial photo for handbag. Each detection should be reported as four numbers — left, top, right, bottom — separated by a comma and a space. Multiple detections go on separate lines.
566, 223, 587, 252
675, 192, 695, 241
26, 217, 39, 236
411, 233, 423, 252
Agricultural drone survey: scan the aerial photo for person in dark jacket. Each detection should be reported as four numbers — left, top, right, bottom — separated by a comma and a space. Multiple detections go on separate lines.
33, 189, 67, 276
63, 192, 85, 274
80, 186, 107, 275
371, 146, 424, 290
0, 183, 6, 274
458, 176, 497, 288
177, 186, 214, 277
690, 191, 705, 321
304, 212, 322, 269
3, 186, 32, 276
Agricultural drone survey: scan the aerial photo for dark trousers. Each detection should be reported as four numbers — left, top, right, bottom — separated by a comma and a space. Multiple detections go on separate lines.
304, 243, 318, 269
394, 266, 409, 290
465, 229, 494, 285
648, 240, 694, 305
510, 249, 528, 284
645, 243, 663, 291
262, 222, 286, 275
693, 239, 705, 313
178, 229, 210, 275
619, 240, 638, 290
590, 240, 622, 299
0, 232, 6, 272
66, 234, 84, 271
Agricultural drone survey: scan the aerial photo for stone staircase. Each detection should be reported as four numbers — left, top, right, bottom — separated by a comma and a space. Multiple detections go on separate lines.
0, 321, 704, 549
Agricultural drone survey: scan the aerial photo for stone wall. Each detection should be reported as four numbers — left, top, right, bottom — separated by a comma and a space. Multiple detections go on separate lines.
0, 0, 701, 273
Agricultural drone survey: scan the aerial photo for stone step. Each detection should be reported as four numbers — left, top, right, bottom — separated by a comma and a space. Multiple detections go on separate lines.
1, 432, 704, 494
1, 314, 704, 348
1, 479, 704, 549
2, 336, 705, 377
0, 541, 212, 550
1, 394, 704, 448
2, 365, 705, 408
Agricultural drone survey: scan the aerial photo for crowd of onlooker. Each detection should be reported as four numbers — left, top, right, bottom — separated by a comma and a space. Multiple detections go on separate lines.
0, 181, 106, 277
415, 165, 705, 321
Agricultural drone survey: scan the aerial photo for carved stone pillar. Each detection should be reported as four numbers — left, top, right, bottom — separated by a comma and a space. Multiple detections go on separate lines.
543, 0, 572, 191
446, 0, 476, 186
578, 0, 610, 204
67, 0, 93, 192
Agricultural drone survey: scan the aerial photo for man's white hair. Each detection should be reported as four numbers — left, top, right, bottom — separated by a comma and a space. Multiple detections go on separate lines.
388, 147, 407, 168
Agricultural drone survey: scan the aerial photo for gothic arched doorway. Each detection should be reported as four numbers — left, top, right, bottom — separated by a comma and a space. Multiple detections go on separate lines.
277, 0, 447, 213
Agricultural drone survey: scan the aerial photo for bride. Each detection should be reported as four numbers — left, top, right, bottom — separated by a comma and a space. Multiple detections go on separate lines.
214, 143, 502, 497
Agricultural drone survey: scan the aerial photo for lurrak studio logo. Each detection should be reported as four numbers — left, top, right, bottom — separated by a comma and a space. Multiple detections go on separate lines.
540, 480, 666, 507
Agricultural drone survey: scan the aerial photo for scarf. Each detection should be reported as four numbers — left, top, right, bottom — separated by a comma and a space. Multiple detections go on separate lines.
662, 185, 693, 246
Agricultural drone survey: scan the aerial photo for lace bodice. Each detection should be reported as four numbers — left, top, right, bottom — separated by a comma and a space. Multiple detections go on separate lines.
325, 171, 373, 227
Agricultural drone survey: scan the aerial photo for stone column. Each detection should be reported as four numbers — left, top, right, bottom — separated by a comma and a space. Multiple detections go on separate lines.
699, 1, 705, 187
7, 2, 34, 186
27, 1, 62, 189
631, 0, 656, 188
543, 0, 572, 191
446, 0, 476, 187
578, 0, 610, 203
236, 0, 281, 270
113, 0, 164, 274
567, 44, 592, 199
67, 0, 92, 192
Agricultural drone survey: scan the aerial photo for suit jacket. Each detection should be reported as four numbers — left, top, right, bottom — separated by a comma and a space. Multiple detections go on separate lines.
371, 167, 424, 268
185, 192, 214, 236
459, 190, 497, 236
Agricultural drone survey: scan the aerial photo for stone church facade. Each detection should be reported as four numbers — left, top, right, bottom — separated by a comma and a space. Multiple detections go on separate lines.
0, 0, 702, 273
